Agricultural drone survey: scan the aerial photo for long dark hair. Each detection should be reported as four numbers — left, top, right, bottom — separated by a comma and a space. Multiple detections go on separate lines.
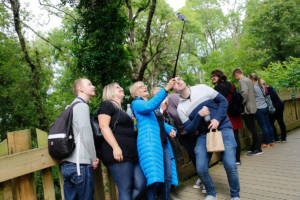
211, 69, 227, 84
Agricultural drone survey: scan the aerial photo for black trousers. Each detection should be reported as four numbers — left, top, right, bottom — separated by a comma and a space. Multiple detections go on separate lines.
243, 114, 262, 151
234, 129, 241, 162
178, 132, 197, 167
270, 107, 286, 141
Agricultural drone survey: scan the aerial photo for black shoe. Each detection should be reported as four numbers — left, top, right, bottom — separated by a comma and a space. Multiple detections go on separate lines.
247, 149, 264, 156
281, 139, 287, 143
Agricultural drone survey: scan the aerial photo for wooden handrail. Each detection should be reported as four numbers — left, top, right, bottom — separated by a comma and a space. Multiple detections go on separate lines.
0, 147, 57, 182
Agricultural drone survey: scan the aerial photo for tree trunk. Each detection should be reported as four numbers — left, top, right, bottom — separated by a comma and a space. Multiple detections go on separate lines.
136, 0, 157, 81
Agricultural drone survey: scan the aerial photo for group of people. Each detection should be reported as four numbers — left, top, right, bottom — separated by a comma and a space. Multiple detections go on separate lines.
60, 67, 286, 200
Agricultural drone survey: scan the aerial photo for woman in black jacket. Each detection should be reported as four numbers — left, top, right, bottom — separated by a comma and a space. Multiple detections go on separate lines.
261, 80, 287, 142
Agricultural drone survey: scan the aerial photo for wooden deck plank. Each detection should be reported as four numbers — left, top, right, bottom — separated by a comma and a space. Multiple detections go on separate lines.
173, 128, 300, 200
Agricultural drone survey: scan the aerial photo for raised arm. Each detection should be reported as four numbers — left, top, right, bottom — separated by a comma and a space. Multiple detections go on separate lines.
132, 88, 168, 114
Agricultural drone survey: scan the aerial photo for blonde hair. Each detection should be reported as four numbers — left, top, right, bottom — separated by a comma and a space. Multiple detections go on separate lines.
102, 82, 118, 101
73, 78, 87, 96
130, 81, 145, 98
249, 73, 263, 87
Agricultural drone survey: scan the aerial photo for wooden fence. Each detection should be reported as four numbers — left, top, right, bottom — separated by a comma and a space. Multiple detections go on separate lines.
0, 89, 299, 200
0, 129, 117, 200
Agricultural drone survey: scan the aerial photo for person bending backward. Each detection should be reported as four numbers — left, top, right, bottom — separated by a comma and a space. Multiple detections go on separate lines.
130, 79, 178, 200
61, 78, 99, 200
173, 77, 240, 200
97, 82, 146, 200
232, 68, 263, 156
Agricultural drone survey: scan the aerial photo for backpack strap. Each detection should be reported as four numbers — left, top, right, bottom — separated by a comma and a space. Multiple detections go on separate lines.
223, 82, 234, 102
71, 101, 83, 176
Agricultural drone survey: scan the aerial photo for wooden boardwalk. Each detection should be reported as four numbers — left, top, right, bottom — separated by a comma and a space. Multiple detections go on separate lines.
172, 128, 300, 200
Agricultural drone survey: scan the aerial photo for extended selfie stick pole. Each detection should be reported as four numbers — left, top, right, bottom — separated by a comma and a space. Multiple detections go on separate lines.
173, 13, 187, 78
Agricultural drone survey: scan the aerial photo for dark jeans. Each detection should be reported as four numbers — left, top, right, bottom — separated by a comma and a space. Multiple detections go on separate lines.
243, 114, 262, 151
270, 107, 286, 141
256, 108, 275, 144
234, 130, 241, 162
108, 162, 146, 200
194, 128, 240, 198
146, 144, 172, 200
61, 162, 94, 200
178, 132, 197, 167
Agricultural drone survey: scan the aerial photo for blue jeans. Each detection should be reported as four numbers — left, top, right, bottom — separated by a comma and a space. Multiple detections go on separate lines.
194, 128, 240, 198
256, 107, 275, 144
146, 144, 172, 200
108, 162, 146, 200
61, 162, 94, 200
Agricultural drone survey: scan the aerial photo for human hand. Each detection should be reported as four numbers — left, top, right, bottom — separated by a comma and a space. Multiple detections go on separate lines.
113, 146, 123, 162
92, 158, 99, 170
165, 78, 176, 91
198, 106, 210, 117
161, 99, 168, 112
170, 129, 176, 138
208, 119, 220, 130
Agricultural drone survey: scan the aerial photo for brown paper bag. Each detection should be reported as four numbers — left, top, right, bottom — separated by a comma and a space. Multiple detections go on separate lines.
206, 129, 225, 152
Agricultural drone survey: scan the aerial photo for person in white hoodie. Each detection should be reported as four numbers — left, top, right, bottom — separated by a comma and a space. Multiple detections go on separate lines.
61, 78, 99, 200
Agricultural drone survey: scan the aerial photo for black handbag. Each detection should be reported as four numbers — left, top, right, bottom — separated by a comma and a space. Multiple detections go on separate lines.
90, 107, 120, 141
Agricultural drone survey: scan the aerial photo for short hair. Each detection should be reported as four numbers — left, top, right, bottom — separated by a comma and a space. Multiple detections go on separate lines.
73, 78, 86, 96
102, 82, 118, 101
211, 69, 227, 83
232, 68, 243, 76
130, 81, 144, 98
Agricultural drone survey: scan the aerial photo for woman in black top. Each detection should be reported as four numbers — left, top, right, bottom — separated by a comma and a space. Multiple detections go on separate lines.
211, 69, 243, 165
97, 82, 146, 200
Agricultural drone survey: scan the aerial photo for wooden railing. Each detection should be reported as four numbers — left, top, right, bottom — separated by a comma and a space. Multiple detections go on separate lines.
0, 89, 299, 199
0, 129, 117, 200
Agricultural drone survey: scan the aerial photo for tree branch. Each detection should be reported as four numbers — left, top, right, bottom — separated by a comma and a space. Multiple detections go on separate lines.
21, 22, 62, 51
137, 0, 156, 81
132, 0, 151, 23
38, 0, 77, 22
8, 0, 35, 72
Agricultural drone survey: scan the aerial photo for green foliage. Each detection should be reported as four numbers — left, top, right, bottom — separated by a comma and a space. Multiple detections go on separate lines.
244, 0, 300, 63
260, 57, 300, 90
72, 0, 130, 90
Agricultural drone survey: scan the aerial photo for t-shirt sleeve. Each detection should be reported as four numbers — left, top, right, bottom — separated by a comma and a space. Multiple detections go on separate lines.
97, 101, 116, 117
201, 84, 218, 99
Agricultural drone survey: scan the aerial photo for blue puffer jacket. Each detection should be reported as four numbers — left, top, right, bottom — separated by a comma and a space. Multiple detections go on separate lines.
131, 88, 178, 186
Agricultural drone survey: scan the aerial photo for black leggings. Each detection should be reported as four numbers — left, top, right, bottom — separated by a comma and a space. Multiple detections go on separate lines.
234, 129, 241, 162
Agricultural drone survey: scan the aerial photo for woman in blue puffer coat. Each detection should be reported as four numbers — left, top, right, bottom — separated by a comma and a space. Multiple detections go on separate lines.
129, 79, 178, 200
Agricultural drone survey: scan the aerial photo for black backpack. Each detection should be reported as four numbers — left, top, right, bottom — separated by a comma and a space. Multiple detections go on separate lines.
226, 82, 244, 116
48, 101, 81, 160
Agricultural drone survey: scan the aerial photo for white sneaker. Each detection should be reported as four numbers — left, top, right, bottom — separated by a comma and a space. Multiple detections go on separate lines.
231, 197, 240, 200
202, 185, 206, 194
193, 178, 201, 189
204, 195, 217, 200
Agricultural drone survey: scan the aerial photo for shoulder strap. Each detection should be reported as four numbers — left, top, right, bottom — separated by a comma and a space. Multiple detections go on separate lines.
112, 108, 121, 131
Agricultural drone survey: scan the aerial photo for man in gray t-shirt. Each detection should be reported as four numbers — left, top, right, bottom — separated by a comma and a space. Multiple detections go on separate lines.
61, 78, 99, 200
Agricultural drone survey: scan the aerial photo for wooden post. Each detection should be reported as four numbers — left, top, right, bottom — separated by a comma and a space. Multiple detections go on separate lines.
7, 130, 37, 200
36, 129, 56, 200
0, 139, 13, 200
94, 163, 105, 200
